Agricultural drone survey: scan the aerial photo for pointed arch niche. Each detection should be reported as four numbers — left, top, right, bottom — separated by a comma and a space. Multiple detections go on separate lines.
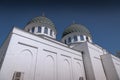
43, 55, 55, 80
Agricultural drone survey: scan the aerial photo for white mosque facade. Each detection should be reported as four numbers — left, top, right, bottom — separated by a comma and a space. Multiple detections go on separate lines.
0, 16, 120, 80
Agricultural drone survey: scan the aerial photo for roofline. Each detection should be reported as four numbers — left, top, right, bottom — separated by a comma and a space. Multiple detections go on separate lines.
11, 27, 82, 56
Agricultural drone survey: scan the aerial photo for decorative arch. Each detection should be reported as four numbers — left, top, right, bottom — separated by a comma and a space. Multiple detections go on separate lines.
74, 61, 82, 80
19, 49, 33, 57
13, 49, 34, 80
46, 55, 54, 62
43, 55, 55, 80
64, 59, 70, 66
76, 62, 81, 67
62, 59, 71, 80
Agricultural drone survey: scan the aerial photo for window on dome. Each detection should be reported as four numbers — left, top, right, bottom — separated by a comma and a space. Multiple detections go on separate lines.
32, 27, 35, 33
80, 35, 84, 41
44, 27, 48, 34
28, 29, 30, 32
74, 35, 78, 42
50, 29, 52, 36
68, 37, 71, 43
64, 39, 67, 44
86, 36, 89, 42
38, 26, 41, 33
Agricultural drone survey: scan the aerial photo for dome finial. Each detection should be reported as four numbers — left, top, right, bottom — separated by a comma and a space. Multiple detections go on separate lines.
72, 20, 75, 24
42, 12, 45, 16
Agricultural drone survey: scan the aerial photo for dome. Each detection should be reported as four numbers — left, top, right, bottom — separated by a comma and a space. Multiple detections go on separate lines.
61, 23, 92, 45
62, 23, 92, 38
25, 16, 57, 39
26, 16, 56, 33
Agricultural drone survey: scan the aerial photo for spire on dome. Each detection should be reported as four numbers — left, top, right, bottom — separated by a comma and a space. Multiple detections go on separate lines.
72, 20, 75, 24
42, 12, 45, 16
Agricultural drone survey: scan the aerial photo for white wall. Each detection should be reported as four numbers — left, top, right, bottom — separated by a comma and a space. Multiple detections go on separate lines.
0, 32, 12, 69
112, 55, 120, 79
72, 42, 96, 80
72, 42, 107, 80
101, 54, 120, 80
87, 43, 107, 80
0, 27, 86, 80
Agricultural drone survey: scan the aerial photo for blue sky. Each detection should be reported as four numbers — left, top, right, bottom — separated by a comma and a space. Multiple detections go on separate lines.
0, 0, 120, 54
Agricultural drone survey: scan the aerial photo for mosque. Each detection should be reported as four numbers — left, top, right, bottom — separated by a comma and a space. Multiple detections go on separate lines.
0, 15, 120, 80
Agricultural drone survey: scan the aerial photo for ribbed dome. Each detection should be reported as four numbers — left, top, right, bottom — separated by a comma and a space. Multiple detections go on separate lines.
62, 23, 92, 38
27, 16, 56, 32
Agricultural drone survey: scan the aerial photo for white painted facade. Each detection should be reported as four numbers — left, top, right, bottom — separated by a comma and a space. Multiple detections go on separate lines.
0, 15, 120, 80
0, 28, 86, 80
71, 42, 107, 80
101, 54, 120, 80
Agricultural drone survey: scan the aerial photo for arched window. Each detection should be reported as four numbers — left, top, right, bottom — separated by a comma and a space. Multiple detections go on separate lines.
38, 26, 41, 33
86, 36, 89, 42
64, 39, 67, 44
80, 35, 84, 41
50, 29, 52, 36
28, 29, 30, 32
32, 27, 35, 33
68, 37, 71, 43
44, 27, 48, 34
74, 35, 78, 42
